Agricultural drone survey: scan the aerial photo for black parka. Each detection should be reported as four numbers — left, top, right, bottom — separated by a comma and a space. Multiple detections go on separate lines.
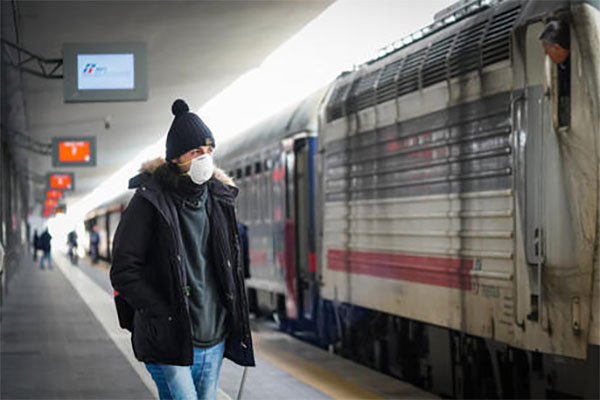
110, 159, 255, 367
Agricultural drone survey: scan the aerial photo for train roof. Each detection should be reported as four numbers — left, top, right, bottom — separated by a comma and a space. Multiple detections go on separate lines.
215, 88, 327, 163
326, 0, 572, 122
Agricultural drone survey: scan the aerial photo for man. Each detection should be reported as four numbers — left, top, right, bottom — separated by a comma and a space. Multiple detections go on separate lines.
32, 229, 39, 262
38, 228, 52, 270
89, 225, 99, 264
539, 20, 570, 126
67, 230, 78, 264
110, 99, 254, 400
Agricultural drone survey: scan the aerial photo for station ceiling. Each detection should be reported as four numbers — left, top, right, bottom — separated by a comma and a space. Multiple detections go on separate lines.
14, 0, 331, 211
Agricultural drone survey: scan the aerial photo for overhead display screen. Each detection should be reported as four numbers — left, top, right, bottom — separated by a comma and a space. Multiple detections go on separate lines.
44, 199, 59, 209
77, 54, 134, 90
46, 190, 64, 200
52, 137, 96, 167
48, 173, 75, 191
63, 43, 147, 102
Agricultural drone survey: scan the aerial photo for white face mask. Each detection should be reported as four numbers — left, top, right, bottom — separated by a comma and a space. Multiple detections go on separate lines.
187, 153, 214, 185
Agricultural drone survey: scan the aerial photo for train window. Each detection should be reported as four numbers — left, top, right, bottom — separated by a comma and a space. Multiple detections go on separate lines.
254, 161, 262, 175
245, 165, 252, 177
556, 57, 570, 128
266, 166, 273, 222
540, 20, 571, 128
260, 169, 269, 221
236, 168, 242, 180
285, 152, 294, 220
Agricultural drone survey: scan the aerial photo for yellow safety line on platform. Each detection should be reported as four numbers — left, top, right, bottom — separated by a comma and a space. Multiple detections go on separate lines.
254, 338, 385, 400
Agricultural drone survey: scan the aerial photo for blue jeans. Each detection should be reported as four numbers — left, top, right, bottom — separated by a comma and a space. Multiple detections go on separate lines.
39, 251, 52, 269
145, 341, 225, 400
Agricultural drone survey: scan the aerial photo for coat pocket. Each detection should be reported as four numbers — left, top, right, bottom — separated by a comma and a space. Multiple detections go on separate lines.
132, 309, 182, 362
145, 313, 182, 358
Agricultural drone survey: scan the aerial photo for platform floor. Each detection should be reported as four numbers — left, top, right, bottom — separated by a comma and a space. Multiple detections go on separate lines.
1, 251, 435, 400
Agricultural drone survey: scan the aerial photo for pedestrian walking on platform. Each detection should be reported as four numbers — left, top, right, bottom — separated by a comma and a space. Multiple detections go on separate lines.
67, 230, 79, 265
32, 229, 39, 262
110, 99, 255, 400
38, 228, 52, 270
89, 225, 100, 264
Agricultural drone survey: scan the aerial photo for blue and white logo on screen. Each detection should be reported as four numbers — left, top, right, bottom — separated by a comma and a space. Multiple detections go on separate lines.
77, 54, 135, 90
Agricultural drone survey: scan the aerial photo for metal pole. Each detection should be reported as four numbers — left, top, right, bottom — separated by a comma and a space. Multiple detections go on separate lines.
236, 367, 248, 400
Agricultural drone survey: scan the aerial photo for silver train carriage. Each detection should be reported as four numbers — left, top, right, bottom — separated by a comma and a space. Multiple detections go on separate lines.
217, 90, 325, 323
321, 0, 599, 361
216, 0, 600, 397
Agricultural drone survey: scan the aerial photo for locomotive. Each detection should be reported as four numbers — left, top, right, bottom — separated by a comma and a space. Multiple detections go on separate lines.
89, 0, 599, 397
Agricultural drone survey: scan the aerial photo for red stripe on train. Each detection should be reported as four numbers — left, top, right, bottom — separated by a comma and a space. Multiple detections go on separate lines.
309, 252, 317, 273
327, 249, 473, 290
249, 249, 267, 266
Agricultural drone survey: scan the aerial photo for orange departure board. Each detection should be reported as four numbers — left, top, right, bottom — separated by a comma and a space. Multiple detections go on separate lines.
59, 141, 91, 162
52, 137, 96, 167
46, 190, 64, 200
44, 199, 58, 209
48, 173, 74, 190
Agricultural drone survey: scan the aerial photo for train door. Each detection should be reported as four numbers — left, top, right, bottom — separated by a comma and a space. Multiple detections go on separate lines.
511, 19, 595, 358
293, 135, 318, 324
282, 140, 298, 319
282, 134, 318, 323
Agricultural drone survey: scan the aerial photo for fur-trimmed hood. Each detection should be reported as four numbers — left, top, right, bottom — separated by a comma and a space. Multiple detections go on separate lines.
137, 157, 235, 187
129, 157, 237, 193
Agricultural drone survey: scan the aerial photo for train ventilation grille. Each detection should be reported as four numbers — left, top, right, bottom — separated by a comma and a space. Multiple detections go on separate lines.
349, 69, 381, 113
326, 4, 522, 122
449, 19, 488, 78
397, 47, 428, 97
326, 83, 351, 121
375, 58, 403, 105
422, 35, 454, 88
482, 5, 521, 67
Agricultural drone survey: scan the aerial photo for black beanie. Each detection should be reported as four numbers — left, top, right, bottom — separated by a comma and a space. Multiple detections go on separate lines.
165, 99, 215, 160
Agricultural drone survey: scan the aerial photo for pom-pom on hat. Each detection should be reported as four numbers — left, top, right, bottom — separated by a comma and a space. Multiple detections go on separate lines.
166, 99, 215, 160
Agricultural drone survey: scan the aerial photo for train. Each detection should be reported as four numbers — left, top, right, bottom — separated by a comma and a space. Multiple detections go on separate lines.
86, 0, 599, 398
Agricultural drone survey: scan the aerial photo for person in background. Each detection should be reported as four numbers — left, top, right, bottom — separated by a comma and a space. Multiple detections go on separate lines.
38, 228, 52, 270
539, 19, 570, 126
110, 99, 254, 400
89, 225, 100, 264
32, 229, 39, 262
67, 230, 78, 265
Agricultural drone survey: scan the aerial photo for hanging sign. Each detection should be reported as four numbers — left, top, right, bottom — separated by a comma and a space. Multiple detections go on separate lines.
52, 137, 96, 167
63, 43, 148, 102
46, 190, 64, 200
44, 198, 59, 209
48, 172, 75, 191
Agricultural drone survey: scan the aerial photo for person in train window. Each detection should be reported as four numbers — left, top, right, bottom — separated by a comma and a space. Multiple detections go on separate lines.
110, 99, 254, 400
539, 19, 570, 126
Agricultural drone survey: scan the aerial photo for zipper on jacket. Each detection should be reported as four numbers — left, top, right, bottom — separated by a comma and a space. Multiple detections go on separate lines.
139, 189, 192, 317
